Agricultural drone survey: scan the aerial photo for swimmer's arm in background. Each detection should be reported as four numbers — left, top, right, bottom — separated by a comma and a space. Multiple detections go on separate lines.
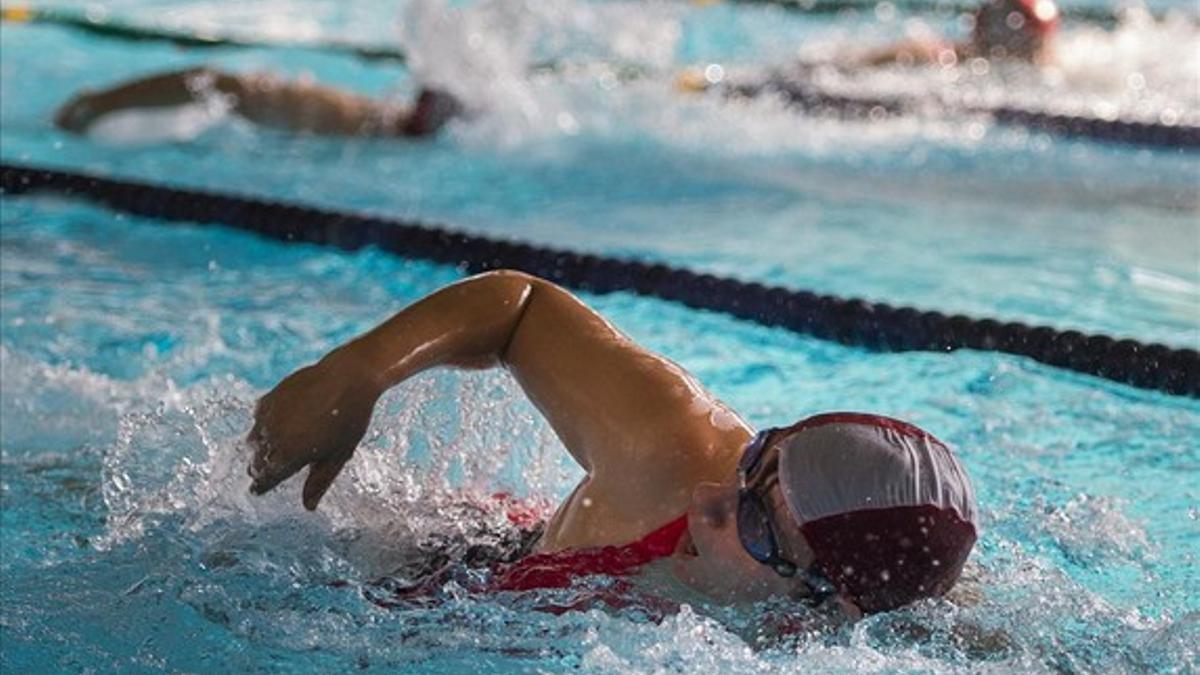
53, 66, 451, 137
853, 38, 961, 67
54, 67, 282, 132
248, 270, 752, 518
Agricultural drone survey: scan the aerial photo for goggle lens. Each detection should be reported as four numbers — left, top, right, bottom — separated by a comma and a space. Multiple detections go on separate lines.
736, 489, 774, 563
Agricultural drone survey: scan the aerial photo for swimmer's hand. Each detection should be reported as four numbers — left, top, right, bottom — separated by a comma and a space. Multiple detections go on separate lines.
54, 90, 106, 133
247, 347, 381, 509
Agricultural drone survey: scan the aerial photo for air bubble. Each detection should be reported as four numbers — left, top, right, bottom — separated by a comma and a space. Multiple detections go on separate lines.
703, 63, 725, 85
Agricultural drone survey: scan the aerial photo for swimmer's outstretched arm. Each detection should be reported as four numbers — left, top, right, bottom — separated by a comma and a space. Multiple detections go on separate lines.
248, 270, 752, 528
854, 38, 965, 67
54, 67, 453, 137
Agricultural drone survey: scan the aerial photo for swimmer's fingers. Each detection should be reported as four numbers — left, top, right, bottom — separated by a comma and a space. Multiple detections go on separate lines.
302, 454, 351, 510
247, 457, 287, 496
247, 439, 283, 495
245, 421, 304, 496
53, 92, 99, 133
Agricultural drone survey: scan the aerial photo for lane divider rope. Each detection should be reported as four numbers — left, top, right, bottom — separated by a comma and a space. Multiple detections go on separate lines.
728, 79, 1200, 150
2, 162, 1196, 397
0, 4, 410, 62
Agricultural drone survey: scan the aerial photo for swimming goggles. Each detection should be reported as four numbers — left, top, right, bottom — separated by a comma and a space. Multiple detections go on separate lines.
736, 427, 838, 604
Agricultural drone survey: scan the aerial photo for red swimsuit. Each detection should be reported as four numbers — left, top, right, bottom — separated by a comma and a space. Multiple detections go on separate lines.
490, 515, 689, 591
360, 498, 688, 615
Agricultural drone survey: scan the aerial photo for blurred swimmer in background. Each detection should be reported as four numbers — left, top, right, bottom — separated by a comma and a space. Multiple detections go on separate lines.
676, 0, 1060, 95
860, 0, 1060, 67
54, 66, 463, 137
55, 0, 1059, 138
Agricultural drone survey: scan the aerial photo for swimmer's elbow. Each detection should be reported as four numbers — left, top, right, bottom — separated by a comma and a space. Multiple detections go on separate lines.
472, 269, 557, 307
476, 269, 542, 285
422, 270, 543, 370
479, 270, 540, 363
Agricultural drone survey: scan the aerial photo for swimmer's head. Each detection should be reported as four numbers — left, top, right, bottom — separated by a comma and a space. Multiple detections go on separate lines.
401, 88, 464, 137
718, 413, 978, 613
971, 0, 1060, 63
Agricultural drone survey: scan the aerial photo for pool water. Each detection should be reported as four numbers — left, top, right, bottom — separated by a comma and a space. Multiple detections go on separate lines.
2, 0, 1199, 672
3, 2, 1198, 346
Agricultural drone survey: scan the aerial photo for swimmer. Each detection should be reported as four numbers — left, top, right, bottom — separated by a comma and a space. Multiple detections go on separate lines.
247, 270, 978, 615
861, 0, 1060, 67
676, 0, 1059, 95
53, 66, 462, 137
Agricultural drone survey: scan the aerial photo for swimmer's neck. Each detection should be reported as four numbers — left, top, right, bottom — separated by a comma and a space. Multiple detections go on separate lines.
534, 445, 742, 553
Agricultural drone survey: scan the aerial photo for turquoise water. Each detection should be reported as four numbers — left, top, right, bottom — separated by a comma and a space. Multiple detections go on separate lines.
3, 6, 1198, 346
2, 0, 1199, 672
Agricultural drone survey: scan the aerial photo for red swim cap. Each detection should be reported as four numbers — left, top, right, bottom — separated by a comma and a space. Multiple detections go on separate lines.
776, 413, 978, 613
981, 0, 1060, 36
1017, 0, 1060, 34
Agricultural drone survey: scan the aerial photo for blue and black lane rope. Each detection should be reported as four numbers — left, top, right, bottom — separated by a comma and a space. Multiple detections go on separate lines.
0, 5, 407, 61
2, 162, 1196, 398
729, 79, 1200, 150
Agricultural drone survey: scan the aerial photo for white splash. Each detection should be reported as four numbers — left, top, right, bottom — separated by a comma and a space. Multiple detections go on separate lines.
397, 0, 682, 147
1041, 493, 1155, 566
794, 10, 1200, 127
88, 101, 233, 145
95, 365, 574, 569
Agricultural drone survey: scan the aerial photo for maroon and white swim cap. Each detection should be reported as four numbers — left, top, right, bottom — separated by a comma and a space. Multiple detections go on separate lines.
776, 413, 978, 612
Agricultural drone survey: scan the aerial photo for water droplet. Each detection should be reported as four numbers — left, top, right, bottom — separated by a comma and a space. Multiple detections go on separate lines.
703, 63, 725, 85
556, 112, 579, 135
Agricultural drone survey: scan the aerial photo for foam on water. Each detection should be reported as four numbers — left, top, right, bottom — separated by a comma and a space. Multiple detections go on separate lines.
393, 0, 1200, 151
87, 101, 234, 145
397, 0, 683, 148
779, 9, 1200, 125
393, 0, 990, 154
